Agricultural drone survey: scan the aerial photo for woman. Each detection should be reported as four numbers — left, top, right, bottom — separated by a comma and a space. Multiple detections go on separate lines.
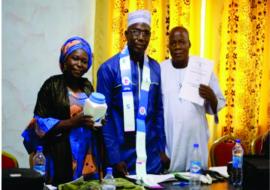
22, 36, 99, 185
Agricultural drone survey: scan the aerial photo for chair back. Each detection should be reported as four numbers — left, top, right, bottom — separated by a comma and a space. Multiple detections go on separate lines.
251, 135, 264, 155
210, 135, 236, 166
251, 131, 270, 155
2, 151, 19, 169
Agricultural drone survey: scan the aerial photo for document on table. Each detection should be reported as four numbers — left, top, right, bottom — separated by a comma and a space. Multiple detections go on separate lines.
209, 166, 229, 178
126, 173, 176, 188
126, 171, 215, 188
179, 57, 214, 106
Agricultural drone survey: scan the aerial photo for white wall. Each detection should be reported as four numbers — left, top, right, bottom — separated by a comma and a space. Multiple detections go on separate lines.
2, 0, 96, 167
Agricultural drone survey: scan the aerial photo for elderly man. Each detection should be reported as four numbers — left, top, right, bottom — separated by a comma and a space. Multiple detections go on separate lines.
97, 10, 169, 177
160, 26, 226, 172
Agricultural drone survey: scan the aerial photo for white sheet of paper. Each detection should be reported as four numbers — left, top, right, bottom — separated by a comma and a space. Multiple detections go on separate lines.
126, 172, 214, 187
126, 174, 176, 188
179, 57, 214, 106
209, 166, 229, 178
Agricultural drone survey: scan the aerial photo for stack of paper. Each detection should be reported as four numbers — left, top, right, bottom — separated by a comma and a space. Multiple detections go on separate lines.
127, 173, 176, 188
209, 166, 229, 178
126, 167, 228, 188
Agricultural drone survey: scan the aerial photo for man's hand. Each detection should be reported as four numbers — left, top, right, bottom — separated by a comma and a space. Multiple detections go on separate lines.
199, 84, 217, 113
101, 118, 107, 126
114, 161, 128, 177
160, 152, 170, 170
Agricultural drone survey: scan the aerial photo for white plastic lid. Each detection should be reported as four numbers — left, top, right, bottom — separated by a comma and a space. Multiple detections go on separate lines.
89, 92, 106, 104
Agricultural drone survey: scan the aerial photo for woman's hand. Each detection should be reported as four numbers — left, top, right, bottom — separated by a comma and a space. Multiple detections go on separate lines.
69, 112, 95, 129
56, 112, 95, 130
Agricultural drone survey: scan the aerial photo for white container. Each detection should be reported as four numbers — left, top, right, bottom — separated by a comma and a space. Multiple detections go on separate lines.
84, 92, 107, 125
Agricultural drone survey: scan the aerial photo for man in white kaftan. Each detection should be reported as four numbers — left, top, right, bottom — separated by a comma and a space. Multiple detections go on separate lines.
160, 26, 226, 172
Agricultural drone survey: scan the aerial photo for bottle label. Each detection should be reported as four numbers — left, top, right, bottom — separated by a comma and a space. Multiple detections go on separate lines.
190, 160, 201, 174
232, 156, 242, 168
33, 165, 45, 176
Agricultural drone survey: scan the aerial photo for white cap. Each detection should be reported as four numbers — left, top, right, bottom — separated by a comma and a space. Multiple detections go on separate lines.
127, 10, 151, 27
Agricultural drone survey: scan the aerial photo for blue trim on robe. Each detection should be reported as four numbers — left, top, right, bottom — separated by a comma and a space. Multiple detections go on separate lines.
22, 107, 99, 181
35, 116, 60, 133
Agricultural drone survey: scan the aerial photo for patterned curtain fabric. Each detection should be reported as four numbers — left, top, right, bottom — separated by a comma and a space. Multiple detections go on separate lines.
93, 0, 270, 154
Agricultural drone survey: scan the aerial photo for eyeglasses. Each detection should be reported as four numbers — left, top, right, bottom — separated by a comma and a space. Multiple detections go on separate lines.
128, 29, 151, 38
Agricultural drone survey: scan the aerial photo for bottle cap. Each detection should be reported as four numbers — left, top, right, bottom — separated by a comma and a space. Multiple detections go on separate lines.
37, 146, 43, 152
89, 92, 106, 104
235, 139, 240, 143
106, 167, 113, 175
193, 143, 199, 148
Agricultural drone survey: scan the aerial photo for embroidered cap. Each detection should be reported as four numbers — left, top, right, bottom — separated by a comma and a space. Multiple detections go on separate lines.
127, 10, 151, 27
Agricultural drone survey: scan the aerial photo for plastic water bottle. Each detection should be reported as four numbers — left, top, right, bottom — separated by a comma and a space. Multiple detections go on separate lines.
102, 167, 116, 190
190, 143, 201, 190
84, 92, 107, 126
33, 146, 46, 177
232, 139, 244, 187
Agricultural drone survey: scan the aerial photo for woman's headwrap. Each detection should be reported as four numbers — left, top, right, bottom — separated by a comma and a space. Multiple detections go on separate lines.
59, 36, 92, 71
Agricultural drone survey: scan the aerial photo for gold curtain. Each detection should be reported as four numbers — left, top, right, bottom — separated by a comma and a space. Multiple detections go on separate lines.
93, 0, 270, 154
